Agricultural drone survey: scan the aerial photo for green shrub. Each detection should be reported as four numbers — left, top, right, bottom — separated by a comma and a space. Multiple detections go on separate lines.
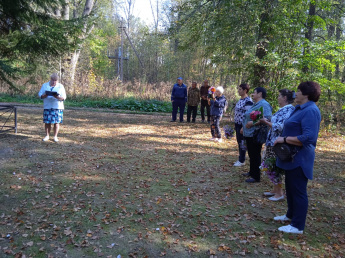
0, 94, 172, 113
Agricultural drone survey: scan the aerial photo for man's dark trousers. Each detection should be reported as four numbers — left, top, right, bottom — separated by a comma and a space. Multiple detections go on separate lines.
172, 99, 186, 122
200, 99, 210, 122
187, 105, 197, 122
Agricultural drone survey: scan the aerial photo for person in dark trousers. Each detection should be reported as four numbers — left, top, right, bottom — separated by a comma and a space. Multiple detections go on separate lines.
187, 82, 200, 123
200, 80, 211, 123
273, 81, 321, 234
208, 86, 227, 143
171, 77, 187, 122
233, 83, 253, 167
241, 87, 272, 183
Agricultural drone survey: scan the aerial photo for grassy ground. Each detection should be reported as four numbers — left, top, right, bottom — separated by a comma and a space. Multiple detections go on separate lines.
0, 106, 344, 257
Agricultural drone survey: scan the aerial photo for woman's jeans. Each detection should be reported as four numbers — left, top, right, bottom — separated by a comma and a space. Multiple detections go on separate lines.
285, 166, 309, 230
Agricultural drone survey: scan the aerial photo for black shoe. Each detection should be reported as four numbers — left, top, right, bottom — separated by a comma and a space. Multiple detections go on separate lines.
192, 120, 195, 123
242, 172, 250, 177
170, 120, 176, 122
180, 120, 184, 123
245, 178, 259, 183
201, 120, 205, 123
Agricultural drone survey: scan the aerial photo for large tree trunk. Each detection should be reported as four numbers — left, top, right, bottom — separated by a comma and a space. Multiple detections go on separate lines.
302, 2, 315, 73
253, 0, 272, 88
62, 0, 94, 91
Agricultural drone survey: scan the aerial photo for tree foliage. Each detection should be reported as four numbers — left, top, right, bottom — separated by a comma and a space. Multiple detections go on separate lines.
0, 0, 83, 91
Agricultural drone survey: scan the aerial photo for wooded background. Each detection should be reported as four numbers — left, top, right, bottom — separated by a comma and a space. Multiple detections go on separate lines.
1, 0, 345, 124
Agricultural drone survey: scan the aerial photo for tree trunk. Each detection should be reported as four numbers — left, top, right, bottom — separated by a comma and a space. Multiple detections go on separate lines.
302, 2, 315, 73
62, 0, 94, 91
253, 1, 271, 88
70, 50, 81, 92
62, 0, 69, 20
335, 23, 342, 79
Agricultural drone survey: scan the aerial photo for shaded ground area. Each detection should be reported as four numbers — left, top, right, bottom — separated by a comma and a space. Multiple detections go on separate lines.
0, 106, 345, 257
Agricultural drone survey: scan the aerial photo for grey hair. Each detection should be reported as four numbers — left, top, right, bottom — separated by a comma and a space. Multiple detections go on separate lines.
216, 86, 224, 94
50, 73, 59, 81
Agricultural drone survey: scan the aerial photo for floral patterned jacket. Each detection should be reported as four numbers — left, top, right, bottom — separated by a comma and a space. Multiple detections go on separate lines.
266, 104, 295, 146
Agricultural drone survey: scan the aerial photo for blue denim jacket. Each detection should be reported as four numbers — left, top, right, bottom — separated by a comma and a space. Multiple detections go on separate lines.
276, 101, 321, 180
171, 83, 187, 102
210, 95, 227, 117
242, 99, 272, 137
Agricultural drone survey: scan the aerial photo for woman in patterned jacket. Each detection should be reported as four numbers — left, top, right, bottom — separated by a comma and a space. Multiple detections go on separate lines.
233, 84, 253, 167
259, 89, 295, 201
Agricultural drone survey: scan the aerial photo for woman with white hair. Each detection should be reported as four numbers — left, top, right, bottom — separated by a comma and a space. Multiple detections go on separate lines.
208, 86, 227, 142
38, 73, 66, 142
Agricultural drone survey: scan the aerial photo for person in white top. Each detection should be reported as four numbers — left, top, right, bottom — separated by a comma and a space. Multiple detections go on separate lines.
38, 73, 66, 142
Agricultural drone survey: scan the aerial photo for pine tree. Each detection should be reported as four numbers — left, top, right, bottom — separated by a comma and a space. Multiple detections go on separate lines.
0, 0, 83, 91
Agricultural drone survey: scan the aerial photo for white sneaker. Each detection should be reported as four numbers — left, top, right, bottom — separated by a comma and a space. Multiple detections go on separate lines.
42, 136, 49, 142
269, 195, 284, 201
216, 138, 223, 143
209, 138, 216, 141
278, 225, 303, 234
233, 161, 245, 167
53, 137, 59, 142
274, 215, 290, 221
263, 192, 275, 196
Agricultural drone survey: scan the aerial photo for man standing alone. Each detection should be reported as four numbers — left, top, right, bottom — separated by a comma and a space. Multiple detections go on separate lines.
187, 82, 200, 123
171, 77, 187, 122
200, 80, 211, 123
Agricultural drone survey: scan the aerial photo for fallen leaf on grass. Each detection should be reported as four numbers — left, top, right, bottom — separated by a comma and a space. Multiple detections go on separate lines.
26, 241, 34, 247
64, 228, 72, 236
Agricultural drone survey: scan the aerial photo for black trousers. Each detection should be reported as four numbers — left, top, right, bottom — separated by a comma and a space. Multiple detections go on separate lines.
200, 99, 210, 122
244, 136, 263, 181
187, 105, 198, 122
235, 123, 246, 163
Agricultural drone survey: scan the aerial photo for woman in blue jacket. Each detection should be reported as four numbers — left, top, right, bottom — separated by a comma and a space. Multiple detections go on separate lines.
274, 81, 321, 234
242, 87, 272, 183
208, 86, 227, 143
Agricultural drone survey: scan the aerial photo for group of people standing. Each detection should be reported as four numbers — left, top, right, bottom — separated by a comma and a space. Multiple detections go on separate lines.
170, 77, 213, 123
39, 74, 322, 235
171, 77, 228, 142
233, 81, 321, 234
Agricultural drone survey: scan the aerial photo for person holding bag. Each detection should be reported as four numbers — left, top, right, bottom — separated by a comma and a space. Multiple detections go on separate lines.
273, 81, 321, 234
241, 87, 272, 183
259, 89, 295, 201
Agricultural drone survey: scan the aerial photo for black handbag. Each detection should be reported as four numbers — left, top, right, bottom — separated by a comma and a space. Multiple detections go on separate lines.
253, 125, 269, 144
273, 143, 298, 162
